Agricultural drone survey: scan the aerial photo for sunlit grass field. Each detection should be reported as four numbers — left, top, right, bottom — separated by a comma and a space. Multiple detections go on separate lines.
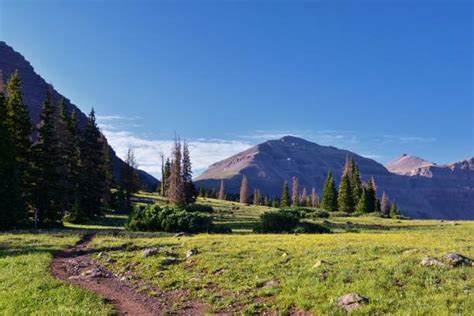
0, 194, 472, 314
0, 233, 114, 315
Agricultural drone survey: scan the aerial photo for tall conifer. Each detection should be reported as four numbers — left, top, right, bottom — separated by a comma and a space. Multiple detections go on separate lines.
239, 175, 249, 204
321, 171, 338, 212
182, 141, 196, 204
281, 181, 291, 207
292, 176, 299, 207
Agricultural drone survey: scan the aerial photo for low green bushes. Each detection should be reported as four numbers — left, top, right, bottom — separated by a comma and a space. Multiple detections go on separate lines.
126, 205, 213, 233
280, 207, 330, 219
184, 203, 214, 213
255, 210, 331, 234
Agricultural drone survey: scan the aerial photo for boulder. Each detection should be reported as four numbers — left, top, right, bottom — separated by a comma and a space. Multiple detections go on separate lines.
445, 253, 473, 267
420, 256, 445, 267
143, 247, 160, 257
337, 293, 369, 312
186, 248, 199, 258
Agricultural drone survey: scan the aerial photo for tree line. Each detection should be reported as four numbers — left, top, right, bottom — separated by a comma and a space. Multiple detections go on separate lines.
209, 156, 400, 217
0, 70, 140, 229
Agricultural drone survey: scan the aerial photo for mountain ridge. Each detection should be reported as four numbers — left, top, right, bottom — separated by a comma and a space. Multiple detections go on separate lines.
0, 41, 159, 190
196, 136, 474, 220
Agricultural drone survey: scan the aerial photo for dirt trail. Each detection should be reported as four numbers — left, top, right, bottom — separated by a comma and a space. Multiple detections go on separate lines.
51, 233, 208, 315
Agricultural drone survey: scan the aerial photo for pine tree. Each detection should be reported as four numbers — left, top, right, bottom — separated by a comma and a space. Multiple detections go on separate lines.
338, 170, 354, 213
311, 188, 320, 208
199, 186, 206, 198
168, 138, 184, 206
217, 180, 225, 200
375, 198, 381, 214
381, 192, 390, 216
239, 175, 249, 204
0, 76, 24, 229
281, 181, 291, 207
271, 199, 280, 208
182, 141, 196, 204
121, 148, 140, 206
365, 177, 377, 213
350, 158, 362, 204
253, 188, 260, 206
355, 188, 369, 213
321, 171, 338, 212
78, 109, 107, 219
6, 70, 32, 204
300, 187, 308, 207
292, 176, 299, 207
162, 158, 171, 196
390, 200, 399, 218
102, 142, 114, 206
33, 89, 64, 226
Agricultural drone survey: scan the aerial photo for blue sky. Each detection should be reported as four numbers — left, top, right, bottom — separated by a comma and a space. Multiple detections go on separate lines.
1, 0, 472, 177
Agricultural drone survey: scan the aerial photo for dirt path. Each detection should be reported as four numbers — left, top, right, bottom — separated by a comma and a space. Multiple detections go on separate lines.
51, 233, 208, 315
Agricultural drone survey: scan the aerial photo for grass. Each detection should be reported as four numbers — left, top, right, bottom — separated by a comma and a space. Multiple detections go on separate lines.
1, 193, 472, 314
0, 232, 114, 315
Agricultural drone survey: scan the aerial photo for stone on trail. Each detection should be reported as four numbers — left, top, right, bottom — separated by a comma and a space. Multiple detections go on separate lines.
445, 253, 473, 267
143, 247, 160, 257
420, 256, 445, 267
186, 248, 199, 258
337, 293, 369, 312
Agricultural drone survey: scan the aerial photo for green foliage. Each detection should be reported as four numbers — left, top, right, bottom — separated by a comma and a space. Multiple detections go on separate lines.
255, 210, 331, 234
355, 188, 370, 213
184, 203, 214, 213
321, 171, 338, 212
280, 181, 291, 207
337, 172, 354, 213
126, 204, 214, 233
0, 88, 24, 229
365, 177, 377, 213
280, 207, 329, 219
390, 200, 399, 217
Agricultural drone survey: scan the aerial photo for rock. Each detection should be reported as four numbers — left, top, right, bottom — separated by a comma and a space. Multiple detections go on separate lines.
162, 257, 180, 265
263, 279, 279, 289
312, 260, 330, 268
281, 252, 288, 258
174, 232, 192, 237
186, 248, 199, 258
143, 247, 159, 257
445, 253, 473, 267
337, 293, 369, 312
420, 256, 445, 267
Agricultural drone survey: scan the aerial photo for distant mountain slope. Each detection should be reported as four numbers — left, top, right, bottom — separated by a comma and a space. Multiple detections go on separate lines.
387, 154, 435, 175
195, 136, 474, 220
0, 41, 159, 190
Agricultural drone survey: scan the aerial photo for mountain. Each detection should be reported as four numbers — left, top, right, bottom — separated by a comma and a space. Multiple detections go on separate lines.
0, 41, 159, 190
195, 136, 474, 220
387, 154, 435, 176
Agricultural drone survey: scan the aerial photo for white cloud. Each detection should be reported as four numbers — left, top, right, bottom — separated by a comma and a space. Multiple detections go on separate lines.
96, 115, 140, 121
382, 135, 436, 144
101, 128, 252, 178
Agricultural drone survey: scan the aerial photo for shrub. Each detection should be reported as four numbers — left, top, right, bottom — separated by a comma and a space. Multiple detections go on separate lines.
256, 211, 300, 233
280, 207, 329, 219
255, 211, 331, 234
184, 203, 214, 213
126, 205, 213, 233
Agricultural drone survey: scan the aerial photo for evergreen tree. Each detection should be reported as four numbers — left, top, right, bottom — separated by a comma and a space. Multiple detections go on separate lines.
381, 192, 390, 216
263, 196, 269, 206
338, 171, 354, 213
350, 158, 362, 204
365, 177, 377, 213
218, 180, 225, 200
32, 89, 64, 226
121, 148, 140, 206
0, 77, 24, 229
355, 188, 369, 213
292, 176, 299, 207
311, 188, 320, 208
168, 138, 184, 206
390, 200, 399, 218
375, 198, 381, 214
253, 188, 260, 206
6, 70, 32, 203
162, 158, 171, 196
78, 109, 107, 219
239, 175, 249, 204
271, 199, 280, 208
300, 187, 308, 207
281, 180, 291, 207
102, 142, 114, 206
199, 186, 206, 198
182, 141, 196, 204
321, 171, 338, 212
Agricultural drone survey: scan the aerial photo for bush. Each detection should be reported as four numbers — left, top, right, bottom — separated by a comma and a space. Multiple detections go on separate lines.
184, 203, 214, 213
280, 207, 329, 219
126, 205, 213, 233
255, 211, 331, 234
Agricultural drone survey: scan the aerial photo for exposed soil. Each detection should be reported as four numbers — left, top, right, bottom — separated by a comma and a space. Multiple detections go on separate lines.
51, 233, 209, 315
